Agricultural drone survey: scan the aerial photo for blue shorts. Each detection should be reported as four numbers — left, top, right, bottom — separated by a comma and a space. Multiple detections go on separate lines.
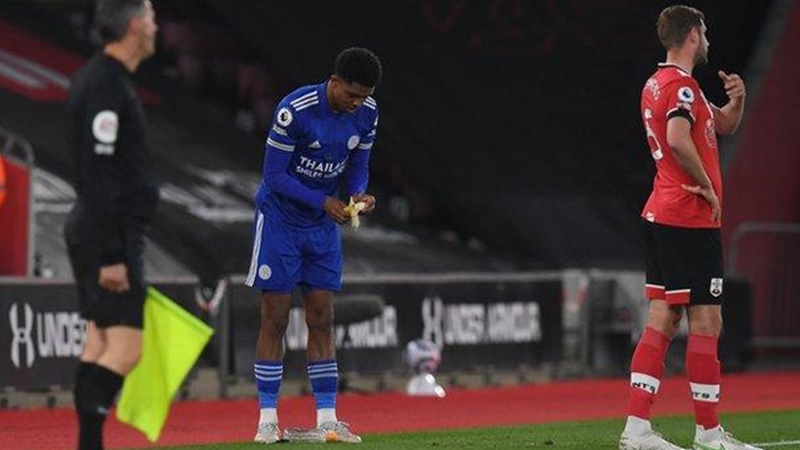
245, 210, 343, 293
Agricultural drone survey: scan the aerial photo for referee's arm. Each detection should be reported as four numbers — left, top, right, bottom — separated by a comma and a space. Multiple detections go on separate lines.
80, 80, 126, 266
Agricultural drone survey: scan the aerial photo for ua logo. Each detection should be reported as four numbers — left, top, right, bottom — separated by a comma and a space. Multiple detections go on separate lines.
710, 278, 723, 298
421, 296, 444, 348
9, 303, 35, 368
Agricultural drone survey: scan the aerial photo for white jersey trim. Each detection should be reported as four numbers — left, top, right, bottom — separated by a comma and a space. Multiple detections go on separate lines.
295, 100, 319, 111
666, 288, 691, 294
245, 211, 265, 287
290, 91, 317, 106
267, 137, 295, 152
292, 96, 319, 110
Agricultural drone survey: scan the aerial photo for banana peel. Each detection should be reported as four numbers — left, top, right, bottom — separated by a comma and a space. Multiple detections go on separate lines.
343, 198, 366, 229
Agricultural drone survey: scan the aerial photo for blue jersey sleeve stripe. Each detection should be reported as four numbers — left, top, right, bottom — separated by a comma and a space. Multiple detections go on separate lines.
267, 137, 295, 152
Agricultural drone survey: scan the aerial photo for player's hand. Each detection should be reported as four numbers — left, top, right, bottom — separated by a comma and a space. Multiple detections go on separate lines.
718, 71, 745, 103
350, 193, 376, 215
99, 263, 130, 293
324, 196, 350, 224
681, 184, 721, 224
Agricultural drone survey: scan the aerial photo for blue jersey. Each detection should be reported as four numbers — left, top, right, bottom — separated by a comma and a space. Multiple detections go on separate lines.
255, 82, 379, 227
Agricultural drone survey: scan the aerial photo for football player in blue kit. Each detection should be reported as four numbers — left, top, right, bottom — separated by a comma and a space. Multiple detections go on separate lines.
245, 47, 382, 444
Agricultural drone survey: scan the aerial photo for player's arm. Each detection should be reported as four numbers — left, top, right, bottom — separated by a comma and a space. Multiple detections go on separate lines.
666, 117, 720, 223
264, 143, 326, 210
263, 147, 349, 222
263, 106, 349, 223
81, 78, 130, 292
712, 70, 746, 135
82, 80, 125, 264
346, 150, 375, 214
345, 112, 379, 214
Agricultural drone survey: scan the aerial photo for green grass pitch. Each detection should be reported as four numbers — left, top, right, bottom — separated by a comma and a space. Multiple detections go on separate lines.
139, 409, 800, 449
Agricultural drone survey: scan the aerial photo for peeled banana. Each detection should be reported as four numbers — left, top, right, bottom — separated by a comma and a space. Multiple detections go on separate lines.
343, 198, 366, 229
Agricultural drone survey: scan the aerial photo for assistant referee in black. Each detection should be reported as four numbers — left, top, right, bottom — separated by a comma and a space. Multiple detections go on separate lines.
64, 1, 159, 448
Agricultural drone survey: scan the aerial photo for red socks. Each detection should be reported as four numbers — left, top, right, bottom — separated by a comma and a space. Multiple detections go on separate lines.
627, 327, 671, 420
627, 328, 721, 431
687, 334, 721, 430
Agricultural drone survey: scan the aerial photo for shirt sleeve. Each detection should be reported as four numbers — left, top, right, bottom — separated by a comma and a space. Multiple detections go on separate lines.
346, 106, 378, 196
262, 105, 327, 209
357, 101, 379, 150
80, 77, 126, 264
665, 80, 699, 126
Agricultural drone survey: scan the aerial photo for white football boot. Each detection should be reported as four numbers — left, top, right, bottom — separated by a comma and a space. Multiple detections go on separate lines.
620, 429, 686, 450
253, 422, 281, 444
693, 426, 763, 450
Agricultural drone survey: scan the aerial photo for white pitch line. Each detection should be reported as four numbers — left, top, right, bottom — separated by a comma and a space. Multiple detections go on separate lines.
753, 440, 800, 448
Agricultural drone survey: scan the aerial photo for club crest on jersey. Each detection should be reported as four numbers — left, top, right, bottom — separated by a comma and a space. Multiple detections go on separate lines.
710, 278, 723, 297
678, 86, 695, 103
92, 110, 118, 144
347, 135, 360, 150
258, 264, 272, 280
276, 108, 293, 127
705, 118, 718, 148
646, 78, 660, 100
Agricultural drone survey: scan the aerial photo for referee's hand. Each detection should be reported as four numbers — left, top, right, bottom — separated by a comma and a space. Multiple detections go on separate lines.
99, 263, 130, 293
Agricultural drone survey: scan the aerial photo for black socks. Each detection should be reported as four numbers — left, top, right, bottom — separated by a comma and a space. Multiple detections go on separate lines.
73, 362, 124, 450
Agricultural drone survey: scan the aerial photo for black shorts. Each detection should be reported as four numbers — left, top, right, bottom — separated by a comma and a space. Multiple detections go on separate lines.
641, 219, 724, 306
64, 208, 147, 329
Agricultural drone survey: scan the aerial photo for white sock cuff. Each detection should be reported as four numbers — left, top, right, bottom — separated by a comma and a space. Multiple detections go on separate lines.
690, 382, 720, 403
259, 407, 278, 425
317, 407, 338, 427
631, 372, 661, 394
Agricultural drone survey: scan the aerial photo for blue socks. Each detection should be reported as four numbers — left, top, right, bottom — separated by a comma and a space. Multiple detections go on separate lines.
255, 359, 339, 426
308, 359, 339, 425
254, 360, 283, 410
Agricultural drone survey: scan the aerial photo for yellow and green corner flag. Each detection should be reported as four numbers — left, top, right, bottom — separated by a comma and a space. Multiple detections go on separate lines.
116, 287, 214, 442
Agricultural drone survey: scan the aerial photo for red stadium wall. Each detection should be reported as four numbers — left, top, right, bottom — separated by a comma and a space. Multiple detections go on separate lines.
0, 155, 31, 276
723, 2, 800, 342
